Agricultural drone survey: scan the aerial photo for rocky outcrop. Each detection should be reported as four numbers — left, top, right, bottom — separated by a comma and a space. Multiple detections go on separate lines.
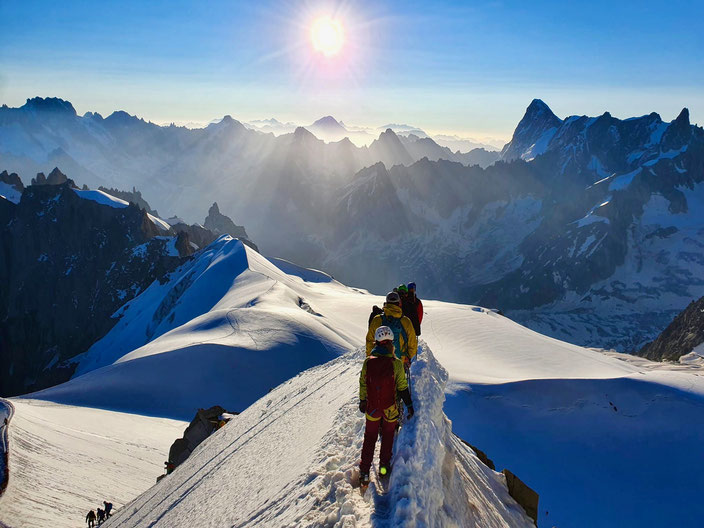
31, 167, 70, 186
638, 296, 704, 361
503, 469, 539, 525
171, 222, 218, 250
98, 185, 160, 216
161, 406, 236, 480
203, 203, 257, 251
0, 171, 24, 193
456, 434, 539, 525
500, 99, 561, 161
0, 180, 193, 396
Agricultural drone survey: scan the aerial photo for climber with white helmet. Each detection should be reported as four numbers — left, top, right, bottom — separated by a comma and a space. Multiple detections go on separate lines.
358, 325, 414, 489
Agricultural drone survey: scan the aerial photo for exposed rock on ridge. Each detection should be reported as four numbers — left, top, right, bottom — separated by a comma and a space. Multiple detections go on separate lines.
638, 295, 704, 361
0, 178, 193, 395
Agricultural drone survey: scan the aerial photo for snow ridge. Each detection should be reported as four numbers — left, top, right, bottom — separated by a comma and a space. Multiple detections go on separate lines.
102, 346, 532, 527
387, 345, 530, 527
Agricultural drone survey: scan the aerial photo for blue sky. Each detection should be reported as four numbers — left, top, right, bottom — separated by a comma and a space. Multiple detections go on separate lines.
1, 0, 702, 140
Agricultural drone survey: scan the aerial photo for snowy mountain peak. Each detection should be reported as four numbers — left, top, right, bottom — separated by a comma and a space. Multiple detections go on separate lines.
500, 99, 563, 161
21, 96, 77, 116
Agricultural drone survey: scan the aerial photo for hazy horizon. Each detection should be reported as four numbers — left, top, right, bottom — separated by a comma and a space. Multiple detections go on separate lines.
2, 0, 702, 142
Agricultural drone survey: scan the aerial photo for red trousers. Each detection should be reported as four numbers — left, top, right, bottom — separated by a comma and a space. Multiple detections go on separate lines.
360, 417, 397, 473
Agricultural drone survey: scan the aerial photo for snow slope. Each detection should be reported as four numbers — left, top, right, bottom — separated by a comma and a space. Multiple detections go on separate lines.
34, 237, 362, 418
420, 304, 704, 527
73, 188, 172, 231
0, 399, 185, 528
4, 239, 704, 527
0, 183, 21, 204
102, 346, 533, 528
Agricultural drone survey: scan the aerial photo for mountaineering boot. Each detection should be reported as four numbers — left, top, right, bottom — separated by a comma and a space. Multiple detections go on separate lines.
360, 471, 370, 487
379, 464, 391, 478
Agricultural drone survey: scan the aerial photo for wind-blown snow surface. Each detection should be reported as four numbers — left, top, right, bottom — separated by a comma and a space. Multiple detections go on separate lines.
0, 400, 185, 528
420, 305, 704, 527
34, 236, 358, 418
101, 347, 532, 528
3, 239, 704, 527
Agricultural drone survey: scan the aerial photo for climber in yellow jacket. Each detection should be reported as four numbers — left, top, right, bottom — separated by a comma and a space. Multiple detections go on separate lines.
366, 291, 417, 364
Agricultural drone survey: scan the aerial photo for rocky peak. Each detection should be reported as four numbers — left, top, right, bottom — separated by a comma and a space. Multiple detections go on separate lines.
310, 115, 346, 132
105, 110, 138, 126
638, 295, 704, 361
380, 128, 400, 140
674, 107, 690, 127
368, 129, 413, 167
661, 108, 692, 151
293, 126, 317, 140
524, 99, 559, 122
32, 172, 47, 185
501, 99, 562, 161
47, 167, 69, 185
209, 115, 246, 135
0, 170, 24, 192
204, 202, 249, 240
21, 97, 77, 117
31, 167, 73, 187
373, 128, 406, 150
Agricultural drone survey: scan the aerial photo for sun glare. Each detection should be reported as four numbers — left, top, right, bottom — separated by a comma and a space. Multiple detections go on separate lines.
311, 17, 344, 57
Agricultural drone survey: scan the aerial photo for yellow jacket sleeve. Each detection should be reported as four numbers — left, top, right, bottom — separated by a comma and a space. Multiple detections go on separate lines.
401, 316, 418, 360
366, 316, 381, 356
393, 358, 408, 392
359, 359, 368, 400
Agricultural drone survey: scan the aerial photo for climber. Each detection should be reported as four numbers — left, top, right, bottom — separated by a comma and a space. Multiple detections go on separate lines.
367, 291, 417, 366
359, 325, 414, 486
402, 282, 423, 336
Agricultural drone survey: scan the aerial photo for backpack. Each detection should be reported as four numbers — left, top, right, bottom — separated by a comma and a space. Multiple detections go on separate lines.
380, 313, 407, 359
365, 355, 397, 419
368, 305, 383, 326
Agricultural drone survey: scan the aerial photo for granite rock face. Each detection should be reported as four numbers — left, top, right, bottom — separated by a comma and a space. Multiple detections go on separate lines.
638, 296, 704, 361
0, 180, 193, 395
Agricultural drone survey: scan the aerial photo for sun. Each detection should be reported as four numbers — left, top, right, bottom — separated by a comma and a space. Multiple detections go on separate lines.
311, 17, 344, 57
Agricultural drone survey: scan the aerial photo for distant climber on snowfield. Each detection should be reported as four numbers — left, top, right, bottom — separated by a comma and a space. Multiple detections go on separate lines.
86, 510, 96, 528
103, 501, 113, 518
402, 282, 423, 336
367, 291, 417, 366
359, 325, 414, 486
96, 508, 105, 524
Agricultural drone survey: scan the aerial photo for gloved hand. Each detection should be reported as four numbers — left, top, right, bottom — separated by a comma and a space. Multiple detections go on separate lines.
359, 400, 367, 413
406, 405, 414, 420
